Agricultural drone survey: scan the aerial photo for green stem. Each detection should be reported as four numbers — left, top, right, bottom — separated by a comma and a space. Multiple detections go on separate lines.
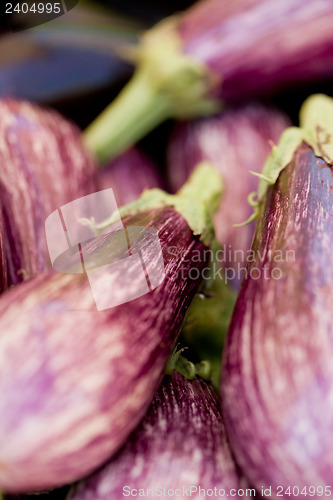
83, 17, 221, 164
84, 68, 170, 164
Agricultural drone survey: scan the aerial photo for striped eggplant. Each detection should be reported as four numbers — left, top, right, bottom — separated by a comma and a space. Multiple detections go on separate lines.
0, 165, 221, 493
167, 104, 289, 288
68, 371, 249, 500
97, 147, 163, 206
0, 99, 96, 287
84, 0, 333, 162
0, 212, 6, 294
221, 94, 333, 496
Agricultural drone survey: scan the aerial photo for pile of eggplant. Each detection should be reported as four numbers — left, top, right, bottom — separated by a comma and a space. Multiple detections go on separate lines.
1, 0, 333, 499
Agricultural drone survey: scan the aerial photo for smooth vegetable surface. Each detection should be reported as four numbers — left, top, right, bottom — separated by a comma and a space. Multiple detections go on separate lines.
68, 372, 248, 500
0, 99, 96, 287
180, 0, 333, 100
221, 95, 333, 495
0, 166, 221, 493
84, 0, 333, 162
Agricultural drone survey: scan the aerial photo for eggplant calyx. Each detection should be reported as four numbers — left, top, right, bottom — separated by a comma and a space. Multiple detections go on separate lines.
300, 93, 333, 165
247, 94, 333, 222
83, 163, 222, 247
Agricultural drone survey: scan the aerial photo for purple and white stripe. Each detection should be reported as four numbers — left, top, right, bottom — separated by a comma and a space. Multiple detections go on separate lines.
167, 104, 289, 288
68, 371, 248, 500
0, 207, 209, 494
221, 143, 333, 496
180, 0, 333, 100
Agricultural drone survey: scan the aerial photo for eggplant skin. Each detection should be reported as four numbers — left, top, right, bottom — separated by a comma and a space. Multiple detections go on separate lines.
97, 147, 163, 206
0, 207, 209, 494
68, 372, 247, 500
180, 0, 333, 100
221, 143, 333, 494
0, 211, 6, 293
0, 99, 96, 287
167, 105, 289, 288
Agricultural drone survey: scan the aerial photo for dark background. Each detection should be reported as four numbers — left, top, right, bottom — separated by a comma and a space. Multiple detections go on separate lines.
0, 0, 332, 168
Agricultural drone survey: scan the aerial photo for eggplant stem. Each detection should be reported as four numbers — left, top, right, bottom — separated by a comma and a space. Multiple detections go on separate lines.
83, 17, 220, 164
84, 68, 170, 164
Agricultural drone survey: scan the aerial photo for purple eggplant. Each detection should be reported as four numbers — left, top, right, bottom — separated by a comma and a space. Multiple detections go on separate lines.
0, 165, 221, 493
68, 371, 249, 500
0, 212, 6, 294
167, 104, 289, 288
0, 99, 96, 287
84, 0, 333, 162
97, 147, 163, 206
221, 94, 333, 495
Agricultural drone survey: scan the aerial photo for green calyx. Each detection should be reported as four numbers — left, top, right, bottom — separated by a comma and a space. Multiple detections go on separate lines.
87, 162, 222, 247
165, 346, 212, 381
247, 94, 333, 222
83, 17, 221, 163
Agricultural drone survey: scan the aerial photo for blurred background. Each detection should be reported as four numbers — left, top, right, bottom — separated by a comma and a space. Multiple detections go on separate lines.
1, 0, 332, 170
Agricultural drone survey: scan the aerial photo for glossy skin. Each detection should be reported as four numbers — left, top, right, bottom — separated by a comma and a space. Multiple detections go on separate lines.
167, 105, 289, 288
0, 99, 96, 286
0, 208, 209, 493
97, 147, 163, 206
221, 143, 333, 495
68, 372, 247, 500
180, 0, 333, 100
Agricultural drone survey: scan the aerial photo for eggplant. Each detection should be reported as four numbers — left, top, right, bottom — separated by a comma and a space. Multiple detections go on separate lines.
84, 0, 333, 162
0, 98, 96, 287
97, 147, 163, 205
0, 212, 6, 294
221, 95, 333, 495
0, 165, 221, 493
68, 371, 249, 500
167, 104, 289, 288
